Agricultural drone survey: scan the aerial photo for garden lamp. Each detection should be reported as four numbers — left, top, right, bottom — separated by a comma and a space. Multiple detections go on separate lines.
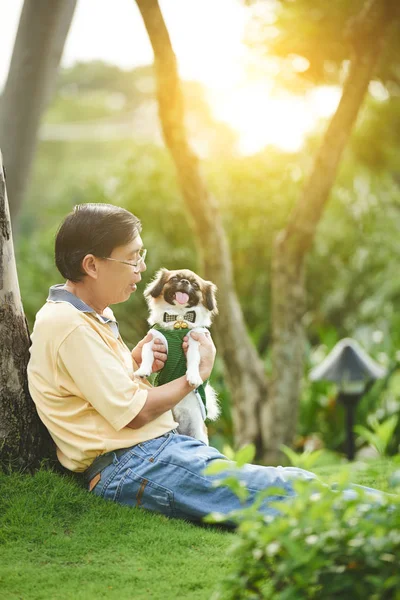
309, 338, 386, 460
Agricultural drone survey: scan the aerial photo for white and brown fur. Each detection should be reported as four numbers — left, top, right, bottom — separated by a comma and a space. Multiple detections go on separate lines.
134, 268, 220, 444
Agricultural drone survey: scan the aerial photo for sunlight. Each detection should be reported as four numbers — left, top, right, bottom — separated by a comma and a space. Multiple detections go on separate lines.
209, 84, 341, 154
161, 0, 341, 155
161, 0, 246, 90
210, 85, 309, 154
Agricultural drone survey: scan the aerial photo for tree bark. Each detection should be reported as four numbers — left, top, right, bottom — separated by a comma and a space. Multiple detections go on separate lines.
135, 0, 268, 453
262, 0, 395, 463
0, 0, 77, 233
0, 150, 56, 473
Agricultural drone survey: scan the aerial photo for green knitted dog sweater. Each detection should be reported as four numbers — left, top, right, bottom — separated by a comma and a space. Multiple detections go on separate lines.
152, 324, 208, 408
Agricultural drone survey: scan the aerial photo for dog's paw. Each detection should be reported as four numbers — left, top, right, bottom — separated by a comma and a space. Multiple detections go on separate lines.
186, 370, 203, 388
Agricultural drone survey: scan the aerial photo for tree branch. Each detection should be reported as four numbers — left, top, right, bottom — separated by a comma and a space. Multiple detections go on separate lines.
282, 0, 395, 261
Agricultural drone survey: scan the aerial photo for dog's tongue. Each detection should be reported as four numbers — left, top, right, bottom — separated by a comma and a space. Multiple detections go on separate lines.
175, 292, 189, 305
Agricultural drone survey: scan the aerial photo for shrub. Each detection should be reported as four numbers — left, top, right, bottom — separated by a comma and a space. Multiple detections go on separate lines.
205, 451, 400, 600
355, 414, 399, 457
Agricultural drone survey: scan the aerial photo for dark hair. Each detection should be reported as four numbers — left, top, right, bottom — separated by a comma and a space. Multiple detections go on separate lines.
55, 203, 141, 282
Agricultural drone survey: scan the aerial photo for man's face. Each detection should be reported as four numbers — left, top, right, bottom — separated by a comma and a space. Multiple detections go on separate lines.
98, 235, 146, 304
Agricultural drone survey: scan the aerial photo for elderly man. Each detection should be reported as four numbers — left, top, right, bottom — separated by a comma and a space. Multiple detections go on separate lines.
27, 203, 386, 526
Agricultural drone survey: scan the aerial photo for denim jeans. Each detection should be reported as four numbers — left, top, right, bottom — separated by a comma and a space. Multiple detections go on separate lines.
85, 430, 388, 526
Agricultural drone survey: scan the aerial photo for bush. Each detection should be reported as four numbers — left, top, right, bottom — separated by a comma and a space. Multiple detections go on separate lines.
205, 453, 400, 600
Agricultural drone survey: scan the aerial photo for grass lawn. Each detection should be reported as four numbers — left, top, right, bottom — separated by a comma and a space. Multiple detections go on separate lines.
0, 458, 398, 600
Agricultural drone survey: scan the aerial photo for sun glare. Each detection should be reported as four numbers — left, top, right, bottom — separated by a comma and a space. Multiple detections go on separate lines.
162, 0, 245, 90
209, 84, 341, 154
162, 0, 341, 155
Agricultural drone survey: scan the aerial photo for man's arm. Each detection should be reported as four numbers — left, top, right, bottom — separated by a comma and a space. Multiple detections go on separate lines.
126, 375, 196, 429
127, 331, 215, 429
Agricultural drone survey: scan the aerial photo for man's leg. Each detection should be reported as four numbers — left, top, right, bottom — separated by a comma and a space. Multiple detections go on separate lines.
89, 432, 322, 524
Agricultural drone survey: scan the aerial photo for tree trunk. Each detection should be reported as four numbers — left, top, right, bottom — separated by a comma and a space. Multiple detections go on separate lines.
0, 0, 77, 233
135, 0, 268, 453
262, 0, 395, 463
0, 150, 56, 473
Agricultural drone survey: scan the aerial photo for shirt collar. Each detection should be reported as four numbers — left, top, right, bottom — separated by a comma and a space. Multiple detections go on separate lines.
47, 284, 120, 335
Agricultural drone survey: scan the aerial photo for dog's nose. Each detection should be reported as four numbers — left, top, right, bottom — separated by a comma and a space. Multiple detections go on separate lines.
180, 279, 190, 285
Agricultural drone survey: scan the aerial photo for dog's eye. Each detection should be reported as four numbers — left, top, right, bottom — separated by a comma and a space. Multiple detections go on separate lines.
169, 276, 179, 282
191, 281, 199, 289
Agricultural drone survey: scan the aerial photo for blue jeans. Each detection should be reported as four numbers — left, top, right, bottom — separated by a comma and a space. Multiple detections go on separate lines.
85, 431, 388, 526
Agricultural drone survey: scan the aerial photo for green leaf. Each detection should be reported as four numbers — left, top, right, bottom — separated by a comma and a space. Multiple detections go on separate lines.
203, 459, 232, 476
235, 444, 256, 467
219, 476, 249, 503
202, 511, 229, 523
355, 415, 399, 456
280, 445, 327, 469
281, 445, 300, 466
222, 444, 236, 460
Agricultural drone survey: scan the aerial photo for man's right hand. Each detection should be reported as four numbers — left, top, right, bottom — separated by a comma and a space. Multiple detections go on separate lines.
186, 331, 216, 382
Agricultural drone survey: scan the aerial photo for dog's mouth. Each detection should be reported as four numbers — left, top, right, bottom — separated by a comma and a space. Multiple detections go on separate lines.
161, 277, 200, 308
174, 292, 189, 305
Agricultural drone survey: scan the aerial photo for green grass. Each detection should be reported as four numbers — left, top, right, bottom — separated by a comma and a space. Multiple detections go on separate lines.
0, 469, 233, 600
312, 457, 397, 489
0, 459, 397, 600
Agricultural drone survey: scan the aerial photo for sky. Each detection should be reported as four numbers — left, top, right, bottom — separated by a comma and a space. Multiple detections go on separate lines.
0, 0, 246, 87
0, 0, 341, 154
1, 0, 150, 83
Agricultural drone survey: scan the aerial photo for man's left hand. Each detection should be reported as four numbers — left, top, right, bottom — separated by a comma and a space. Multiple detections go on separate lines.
131, 334, 168, 373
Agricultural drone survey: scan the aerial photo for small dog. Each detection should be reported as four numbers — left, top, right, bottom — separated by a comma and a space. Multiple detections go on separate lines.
134, 268, 220, 444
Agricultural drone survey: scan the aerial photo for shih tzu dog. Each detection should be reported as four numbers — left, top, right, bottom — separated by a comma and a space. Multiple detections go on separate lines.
134, 268, 220, 444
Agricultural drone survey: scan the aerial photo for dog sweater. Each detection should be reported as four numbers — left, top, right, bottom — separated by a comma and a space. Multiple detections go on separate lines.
151, 324, 208, 412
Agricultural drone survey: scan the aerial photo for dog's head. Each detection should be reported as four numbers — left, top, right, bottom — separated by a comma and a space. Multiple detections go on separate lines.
144, 268, 218, 324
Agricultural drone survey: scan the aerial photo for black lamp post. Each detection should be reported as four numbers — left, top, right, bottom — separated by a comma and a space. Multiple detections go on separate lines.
309, 338, 386, 461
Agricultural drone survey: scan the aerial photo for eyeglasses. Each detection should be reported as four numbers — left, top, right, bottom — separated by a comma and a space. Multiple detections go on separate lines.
100, 249, 147, 273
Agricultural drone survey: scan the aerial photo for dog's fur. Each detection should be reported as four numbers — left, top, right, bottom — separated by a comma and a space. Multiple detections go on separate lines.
134, 268, 220, 444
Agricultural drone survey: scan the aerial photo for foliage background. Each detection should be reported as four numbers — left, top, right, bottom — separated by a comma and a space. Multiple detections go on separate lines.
14, 58, 400, 456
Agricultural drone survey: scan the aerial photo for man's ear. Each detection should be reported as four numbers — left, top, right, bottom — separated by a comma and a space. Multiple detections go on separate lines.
202, 281, 218, 314
81, 254, 98, 279
144, 268, 171, 298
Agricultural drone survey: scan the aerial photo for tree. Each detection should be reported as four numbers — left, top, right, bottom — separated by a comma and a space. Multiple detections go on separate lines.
0, 0, 77, 233
135, 0, 268, 454
136, 0, 399, 462
0, 150, 55, 473
261, 0, 400, 462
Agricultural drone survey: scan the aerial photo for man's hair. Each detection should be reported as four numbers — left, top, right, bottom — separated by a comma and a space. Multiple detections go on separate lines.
55, 203, 141, 282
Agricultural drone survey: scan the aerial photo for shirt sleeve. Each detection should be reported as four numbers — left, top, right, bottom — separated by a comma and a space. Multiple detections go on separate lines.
57, 325, 148, 431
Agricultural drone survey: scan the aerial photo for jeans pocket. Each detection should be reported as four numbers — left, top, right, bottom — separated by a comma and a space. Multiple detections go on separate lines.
89, 466, 114, 499
135, 432, 174, 461
114, 467, 175, 518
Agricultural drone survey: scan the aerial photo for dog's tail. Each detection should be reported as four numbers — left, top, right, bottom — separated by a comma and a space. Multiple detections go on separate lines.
205, 384, 220, 421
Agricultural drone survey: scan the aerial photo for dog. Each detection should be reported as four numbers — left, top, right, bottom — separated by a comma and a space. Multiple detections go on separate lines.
134, 268, 220, 444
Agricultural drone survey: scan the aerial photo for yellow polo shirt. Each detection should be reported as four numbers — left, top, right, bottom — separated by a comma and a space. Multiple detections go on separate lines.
27, 284, 177, 472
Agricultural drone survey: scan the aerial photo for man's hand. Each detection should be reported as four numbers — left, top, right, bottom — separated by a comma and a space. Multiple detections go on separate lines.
131, 334, 168, 373
183, 332, 216, 382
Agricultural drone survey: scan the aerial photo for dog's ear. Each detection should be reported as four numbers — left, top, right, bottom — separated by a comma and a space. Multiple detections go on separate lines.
144, 268, 171, 299
202, 281, 218, 314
